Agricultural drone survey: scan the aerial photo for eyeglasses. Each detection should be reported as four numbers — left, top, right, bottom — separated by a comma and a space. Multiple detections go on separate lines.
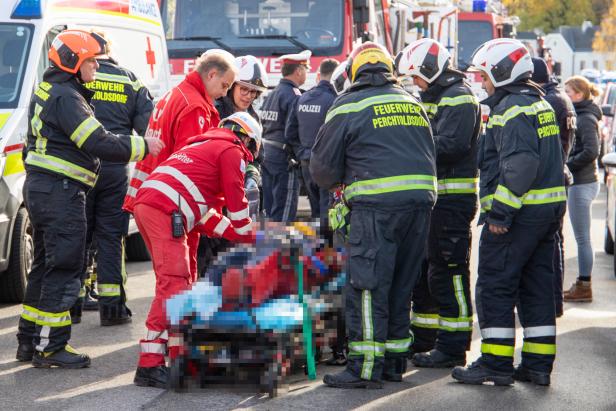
238, 86, 260, 98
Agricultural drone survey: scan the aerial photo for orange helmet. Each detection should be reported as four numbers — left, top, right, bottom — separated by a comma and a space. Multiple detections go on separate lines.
48, 30, 106, 74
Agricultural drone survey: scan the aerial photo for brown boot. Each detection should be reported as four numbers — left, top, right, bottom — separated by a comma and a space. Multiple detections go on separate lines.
563, 280, 592, 302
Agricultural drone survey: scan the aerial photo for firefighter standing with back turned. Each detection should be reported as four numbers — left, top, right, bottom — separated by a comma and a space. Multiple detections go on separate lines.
396, 39, 480, 367
79, 32, 154, 326
15, 30, 163, 368
311, 42, 436, 388
452, 39, 566, 387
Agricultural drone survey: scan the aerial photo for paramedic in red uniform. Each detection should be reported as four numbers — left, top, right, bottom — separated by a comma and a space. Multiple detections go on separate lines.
132, 112, 262, 388
123, 49, 237, 281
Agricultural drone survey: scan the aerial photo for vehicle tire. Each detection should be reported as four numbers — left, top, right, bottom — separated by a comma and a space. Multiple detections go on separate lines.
125, 233, 151, 262
0, 208, 33, 302
604, 223, 614, 255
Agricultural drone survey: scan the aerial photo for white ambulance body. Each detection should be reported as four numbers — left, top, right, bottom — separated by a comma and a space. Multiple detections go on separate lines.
0, 0, 171, 302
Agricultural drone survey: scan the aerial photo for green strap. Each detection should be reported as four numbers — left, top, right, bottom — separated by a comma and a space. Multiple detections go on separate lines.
297, 255, 316, 380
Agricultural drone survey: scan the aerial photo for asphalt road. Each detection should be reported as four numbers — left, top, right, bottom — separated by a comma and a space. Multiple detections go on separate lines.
1, 190, 615, 411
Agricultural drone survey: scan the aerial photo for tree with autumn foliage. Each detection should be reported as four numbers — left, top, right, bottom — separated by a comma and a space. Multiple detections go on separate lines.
502, 0, 609, 32
594, 0, 616, 69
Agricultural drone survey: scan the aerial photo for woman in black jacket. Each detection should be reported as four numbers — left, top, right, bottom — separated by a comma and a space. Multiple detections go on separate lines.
563, 75, 602, 302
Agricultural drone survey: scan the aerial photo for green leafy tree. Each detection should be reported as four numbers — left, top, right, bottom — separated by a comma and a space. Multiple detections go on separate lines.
593, 0, 616, 69
503, 0, 596, 32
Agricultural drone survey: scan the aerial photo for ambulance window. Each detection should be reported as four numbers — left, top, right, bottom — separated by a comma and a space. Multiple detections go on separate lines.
0, 23, 33, 109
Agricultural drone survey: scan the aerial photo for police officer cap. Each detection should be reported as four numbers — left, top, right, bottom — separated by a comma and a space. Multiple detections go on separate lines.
277, 50, 312, 67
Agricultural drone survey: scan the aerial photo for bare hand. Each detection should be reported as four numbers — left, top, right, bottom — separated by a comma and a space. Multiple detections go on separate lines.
144, 137, 165, 157
488, 223, 509, 235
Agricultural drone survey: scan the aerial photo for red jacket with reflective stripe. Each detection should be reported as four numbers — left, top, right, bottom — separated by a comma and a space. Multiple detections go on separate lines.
133, 128, 254, 242
123, 71, 220, 212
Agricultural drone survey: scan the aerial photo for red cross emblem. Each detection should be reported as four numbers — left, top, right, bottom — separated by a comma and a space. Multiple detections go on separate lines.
145, 37, 156, 77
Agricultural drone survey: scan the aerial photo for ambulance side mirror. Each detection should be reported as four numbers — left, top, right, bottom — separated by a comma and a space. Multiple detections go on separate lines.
602, 152, 616, 168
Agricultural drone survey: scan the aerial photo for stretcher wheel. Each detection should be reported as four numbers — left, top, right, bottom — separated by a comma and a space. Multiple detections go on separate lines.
169, 356, 187, 392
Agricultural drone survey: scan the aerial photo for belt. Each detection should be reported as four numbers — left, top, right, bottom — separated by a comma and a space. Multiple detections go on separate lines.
263, 139, 286, 150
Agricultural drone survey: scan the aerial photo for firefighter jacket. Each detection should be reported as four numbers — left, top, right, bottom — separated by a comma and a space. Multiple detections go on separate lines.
24, 67, 147, 188
478, 81, 566, 228
260, 78, 302, 163
133, 128, 254, 242
543, 80, 576, 159
310, 71, 437, 210
85, 58, 154, 166
286, 80, 337, 161
123, 71, 220, 212
420, 70, 480, 207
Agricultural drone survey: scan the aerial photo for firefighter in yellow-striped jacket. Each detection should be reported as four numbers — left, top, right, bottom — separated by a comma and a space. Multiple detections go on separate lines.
15, 30, 162, 369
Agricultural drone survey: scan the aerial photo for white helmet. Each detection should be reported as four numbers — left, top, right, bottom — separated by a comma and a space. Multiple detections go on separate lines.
234, 55, 268, 92
395, 39, 450, 83
331, 60, 351, 95
471, 39, 533, 88
219, 111, 262, 153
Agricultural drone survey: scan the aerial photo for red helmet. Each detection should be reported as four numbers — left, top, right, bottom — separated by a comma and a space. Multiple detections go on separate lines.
48, 30, 106, 74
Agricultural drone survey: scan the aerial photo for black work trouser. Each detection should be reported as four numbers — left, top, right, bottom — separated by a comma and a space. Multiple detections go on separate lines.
553, 216, 565, 316
476, 221, 559, 374
85, 163, 129, 308
17, 172, 87, 352
345, 207, 430, 381
411, 204, 476, 356
300, 160, 331, 223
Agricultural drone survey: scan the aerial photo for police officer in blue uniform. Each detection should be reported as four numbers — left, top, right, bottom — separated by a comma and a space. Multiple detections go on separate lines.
286, 58, 339, 222
260, 50, 310, 222
81, 34, 154, 326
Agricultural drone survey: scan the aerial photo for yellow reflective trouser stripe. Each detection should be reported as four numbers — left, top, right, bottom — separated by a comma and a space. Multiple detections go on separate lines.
98, 283, 121, 297
385, 337, 412, 353
21, 305, 39, 323
411, 313, 440, 329
36, 310, 71, 327
325, 94, 422, 123
439, 316, 473, 331
522, 342, 556, 355
344, 174, 436, 201
129, 136, 146, 161
25, 151, 97, 187
438, 178, 478, 195
361, 290, 374, 380
94, 72, 143, 91
481, 343, 514, 357
487, 100, 552, 128
70, 117, 101, 148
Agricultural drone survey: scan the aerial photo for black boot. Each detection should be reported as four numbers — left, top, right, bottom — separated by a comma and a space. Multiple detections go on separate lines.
382, 357, 407, 382
31, 345, 91, 369
412, 349, 466, 368
83, 287, 99, 311
99, 303, 132, 326
513, 365, 551, 386
70, 298, 83, 324
451, 360, 513, 386
323, 369, 383, 389
407, 343, 432, 360
134, 366, 169, 389
16, 343, 34, 362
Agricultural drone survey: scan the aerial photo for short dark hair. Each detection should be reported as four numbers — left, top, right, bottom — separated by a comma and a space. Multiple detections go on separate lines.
282, 62, 302, 77
319, 59, 339, 80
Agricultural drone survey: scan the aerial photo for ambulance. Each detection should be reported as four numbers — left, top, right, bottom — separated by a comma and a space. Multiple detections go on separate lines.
0, 0, 171, 302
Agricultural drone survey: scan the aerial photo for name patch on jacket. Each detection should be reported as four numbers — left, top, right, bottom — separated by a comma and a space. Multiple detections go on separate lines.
86, 80, 128, 104
261, 110, 279, 121
371, 103, 428, 129
537, 110, 559, 139
298, 104, 322, 113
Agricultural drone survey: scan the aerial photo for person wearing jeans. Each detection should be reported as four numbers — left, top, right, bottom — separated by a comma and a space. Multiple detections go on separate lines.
563, 76, 602, 302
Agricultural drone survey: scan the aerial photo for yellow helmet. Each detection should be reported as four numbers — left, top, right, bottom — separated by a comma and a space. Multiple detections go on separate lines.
347, 42, 394, 83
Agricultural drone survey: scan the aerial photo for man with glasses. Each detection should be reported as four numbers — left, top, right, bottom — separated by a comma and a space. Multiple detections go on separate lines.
260, 50, 311, 222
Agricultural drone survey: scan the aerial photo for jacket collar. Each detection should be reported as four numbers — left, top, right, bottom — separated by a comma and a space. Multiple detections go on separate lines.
481, 80, 544, 109
185, 71, 215, 107
317, 79, 336, 93
421, 70, 466, 103
43, 66, 95, 102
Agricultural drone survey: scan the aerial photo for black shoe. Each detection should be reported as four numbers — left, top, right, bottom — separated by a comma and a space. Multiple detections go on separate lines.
382, 357, 407, 382
323, 369, 383, 389
407, 344, 432, 359
325, 351, 347, 366
451, 360, 513, 386
31, 345, 91, 369
513, 365, 551, 386
16, 343, 34, 362
100, 304, 132, 326
83, 290, 99, 311
412, 349, 466, 368
134, 366, 169, 389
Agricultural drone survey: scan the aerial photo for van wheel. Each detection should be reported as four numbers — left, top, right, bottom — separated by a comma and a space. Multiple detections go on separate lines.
125, 233, 151, 262
605, 223, 614, 255
0, 208, 33, 302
